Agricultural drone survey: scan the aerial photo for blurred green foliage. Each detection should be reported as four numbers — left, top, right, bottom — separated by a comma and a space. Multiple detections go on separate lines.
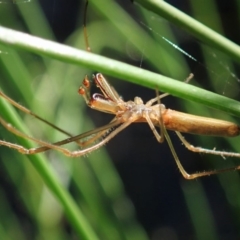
0, 0, 240, 239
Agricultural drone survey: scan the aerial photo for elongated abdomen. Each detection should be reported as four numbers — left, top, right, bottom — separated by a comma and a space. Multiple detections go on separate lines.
162, 109, 240, 137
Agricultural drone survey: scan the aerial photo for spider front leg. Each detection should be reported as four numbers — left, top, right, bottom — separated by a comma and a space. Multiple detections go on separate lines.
0, 111, 125, 157
0, 115, 72, 155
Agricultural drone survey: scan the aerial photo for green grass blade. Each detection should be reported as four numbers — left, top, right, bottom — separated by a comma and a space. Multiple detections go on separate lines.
0, 26, 239, 117
0, 94, 100, 240
134, 0, 240, 62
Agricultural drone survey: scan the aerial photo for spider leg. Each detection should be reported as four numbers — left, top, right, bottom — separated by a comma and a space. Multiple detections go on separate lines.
146, 73, 194, 107
144, 88, 165, 143
0, 91, 78, 140
66, 119, 134, 157
176, 131, 240, 158
0, 115, 71, 155
80, 117, 119, 147
161, 126, 215, 179
0, 115, 121, 156
174, 131, 240, 178
145, 112, 164, 143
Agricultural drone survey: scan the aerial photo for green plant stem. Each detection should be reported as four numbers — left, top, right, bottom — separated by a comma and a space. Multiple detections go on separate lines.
0, 26, 239, 117
134, 0, 240, 62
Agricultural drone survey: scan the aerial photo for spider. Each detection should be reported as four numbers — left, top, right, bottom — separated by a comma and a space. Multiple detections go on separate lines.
0, 71, 240, 179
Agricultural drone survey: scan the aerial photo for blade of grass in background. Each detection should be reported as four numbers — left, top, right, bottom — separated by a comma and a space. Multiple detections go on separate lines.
0, 26, 240, 116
